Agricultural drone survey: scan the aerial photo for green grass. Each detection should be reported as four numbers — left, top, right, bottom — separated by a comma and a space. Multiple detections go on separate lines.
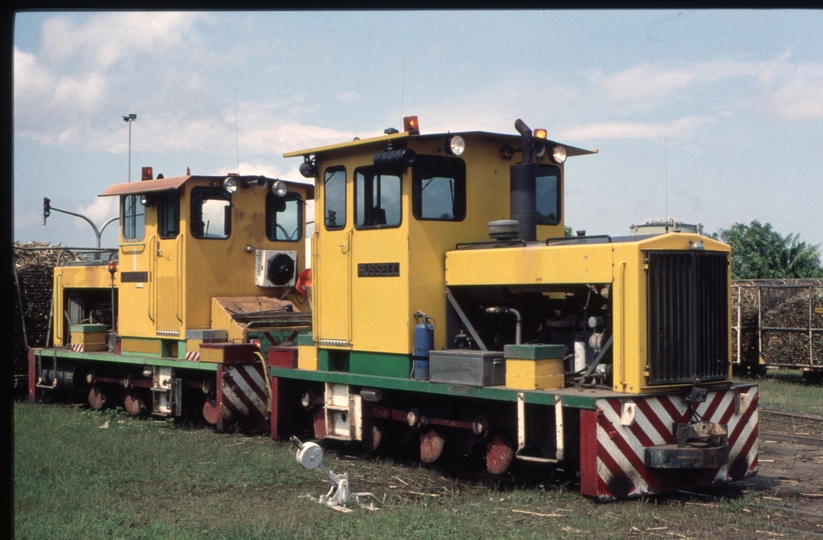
13, 399, 806, 539
740, 369, 823, 415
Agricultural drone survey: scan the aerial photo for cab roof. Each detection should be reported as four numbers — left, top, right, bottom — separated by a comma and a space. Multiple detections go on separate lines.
283, 129, 597, 159
98, 175, 314, 199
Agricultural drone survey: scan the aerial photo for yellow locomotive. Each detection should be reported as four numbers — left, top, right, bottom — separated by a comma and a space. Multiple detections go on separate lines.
30, 117, 758, 500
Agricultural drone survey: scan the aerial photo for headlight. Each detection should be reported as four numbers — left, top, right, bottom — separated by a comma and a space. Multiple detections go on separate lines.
446, 135, 465, 156
551, 145, 567, 164
223, 177, 238, 194
272, 180, 289, 198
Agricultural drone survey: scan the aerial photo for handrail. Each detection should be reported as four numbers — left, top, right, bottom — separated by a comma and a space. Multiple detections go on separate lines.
617, 261, 627, 391
347, 229, 353, 345
176, 234, 184, 323
53, 273, 63, 344
147, 235, 156, 323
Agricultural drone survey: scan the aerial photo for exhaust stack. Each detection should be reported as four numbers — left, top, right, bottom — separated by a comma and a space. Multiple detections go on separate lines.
510, 119, 537, 242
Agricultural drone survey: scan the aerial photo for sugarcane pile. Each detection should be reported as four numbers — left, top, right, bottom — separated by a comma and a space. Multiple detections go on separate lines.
12, 243, 82, 374
732, 280, 823, 369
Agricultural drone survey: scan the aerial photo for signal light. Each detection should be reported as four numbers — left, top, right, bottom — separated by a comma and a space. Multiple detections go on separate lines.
534, 128, 547, 139
403, 116, 420, 134
43, 197, 51, 225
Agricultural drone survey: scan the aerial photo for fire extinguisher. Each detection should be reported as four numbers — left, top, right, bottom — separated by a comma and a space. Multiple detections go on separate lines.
412, 311, 435, 380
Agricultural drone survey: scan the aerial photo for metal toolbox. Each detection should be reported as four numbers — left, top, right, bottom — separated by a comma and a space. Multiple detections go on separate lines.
429, 349, 505, 387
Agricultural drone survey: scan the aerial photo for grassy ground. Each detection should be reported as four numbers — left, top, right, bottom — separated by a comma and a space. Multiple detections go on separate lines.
14, 388, 811, 540
742, 369, 823, 415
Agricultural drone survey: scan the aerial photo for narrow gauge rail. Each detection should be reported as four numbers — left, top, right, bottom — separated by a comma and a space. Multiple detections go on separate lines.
27, 116, 757, 501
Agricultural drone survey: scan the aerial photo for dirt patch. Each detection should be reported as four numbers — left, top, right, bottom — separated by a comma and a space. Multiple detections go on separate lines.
739, 409, 823, 526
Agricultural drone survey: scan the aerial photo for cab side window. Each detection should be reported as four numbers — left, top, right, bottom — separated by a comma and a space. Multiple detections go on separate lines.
412, 155, 466, 221
158, 190, 180, 239
190, 187, 230, 239
122, 194, 145, 240
324, 167, 346, 230
535, 165, 561, 226
355, 165, 401, 229
266, 192, 302, 242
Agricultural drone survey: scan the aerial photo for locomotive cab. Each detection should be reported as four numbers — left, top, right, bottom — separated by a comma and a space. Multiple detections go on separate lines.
95, 171, 313, 354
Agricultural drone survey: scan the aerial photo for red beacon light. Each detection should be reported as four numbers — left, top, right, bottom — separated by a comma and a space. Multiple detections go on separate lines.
403, 116, 420, 135
107, 260, 117, 275
534, 128, 547, 139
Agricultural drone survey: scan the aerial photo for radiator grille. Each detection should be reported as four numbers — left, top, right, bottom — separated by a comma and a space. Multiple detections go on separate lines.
647, 251, 729, 385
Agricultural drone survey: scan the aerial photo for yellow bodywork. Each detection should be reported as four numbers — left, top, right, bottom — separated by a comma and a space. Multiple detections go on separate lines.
53, 175, 313, 356
301, 132, 578, 355
52, 264, 117, 347
506, 358, 564, 390
445, 232, 732, 394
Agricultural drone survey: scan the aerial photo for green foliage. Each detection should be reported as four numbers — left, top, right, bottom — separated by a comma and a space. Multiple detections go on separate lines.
715, 221, 823, 279
564, 225, 573, 237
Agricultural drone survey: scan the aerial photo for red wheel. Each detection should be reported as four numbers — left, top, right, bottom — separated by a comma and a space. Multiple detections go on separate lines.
202, 397, 220, 425
420, 429, 445, 463
486, 435, 514, 475
123, 392, 147, 416
362, 423, 383, 453
88, 386, 106, 411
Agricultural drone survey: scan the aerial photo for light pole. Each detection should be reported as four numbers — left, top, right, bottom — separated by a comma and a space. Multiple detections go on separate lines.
122, 113, 137, 182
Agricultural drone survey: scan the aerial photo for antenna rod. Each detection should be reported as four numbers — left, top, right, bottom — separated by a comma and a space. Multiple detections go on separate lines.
234, 89, 240, 174
664, 135, 668, 226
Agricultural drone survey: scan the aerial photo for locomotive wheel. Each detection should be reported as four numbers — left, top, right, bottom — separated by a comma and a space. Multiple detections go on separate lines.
123, 392, 147, 417
362, 422, 383, 453
202, 397, 220, 425
88, 386, 107, 411
486, 435, 514, 475
420, 429, 445, 463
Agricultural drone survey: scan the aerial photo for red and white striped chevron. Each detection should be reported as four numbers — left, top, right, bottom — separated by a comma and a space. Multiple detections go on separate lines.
70, 343, 83, 352
218, 364, 269, 430
582, 385, 759, 500
185, 351, 200, 362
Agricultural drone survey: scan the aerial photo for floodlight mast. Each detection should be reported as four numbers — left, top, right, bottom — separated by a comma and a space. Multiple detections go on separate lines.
122, 113, 137, 182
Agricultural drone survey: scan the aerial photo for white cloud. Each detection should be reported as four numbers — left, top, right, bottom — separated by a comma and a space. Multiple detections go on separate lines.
41, 12, 211, 70
338, 90, 363, 102
767, 63, 823, 121
559, 116, 709, 140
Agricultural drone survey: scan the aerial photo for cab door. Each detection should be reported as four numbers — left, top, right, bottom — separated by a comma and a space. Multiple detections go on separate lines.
314, 166, 351, 346
153, 189, 183, 337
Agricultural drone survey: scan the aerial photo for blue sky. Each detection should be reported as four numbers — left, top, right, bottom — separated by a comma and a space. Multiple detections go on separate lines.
13, 10, 823, 251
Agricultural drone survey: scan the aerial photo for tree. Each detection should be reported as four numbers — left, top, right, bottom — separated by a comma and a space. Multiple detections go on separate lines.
714, 221, 823, 279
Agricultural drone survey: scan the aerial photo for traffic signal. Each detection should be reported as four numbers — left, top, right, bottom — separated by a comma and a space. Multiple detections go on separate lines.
43, 197, 50, 225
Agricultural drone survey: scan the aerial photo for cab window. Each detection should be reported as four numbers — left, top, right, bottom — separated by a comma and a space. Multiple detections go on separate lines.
412, 155, 466, 221
355, 166, 401, 229
158, 190, 180, 239
191, 187, 230, 239
324, 167, 346, 230
535, 165, 561, 226
266, 192, 302, 242
122, 194, 145, 240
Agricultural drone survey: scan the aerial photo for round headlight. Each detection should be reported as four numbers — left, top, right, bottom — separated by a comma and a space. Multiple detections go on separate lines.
272, 180, 289, 198
446, 135, 465, 156
551, 145, 567, 164
223, 177, 238, 194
